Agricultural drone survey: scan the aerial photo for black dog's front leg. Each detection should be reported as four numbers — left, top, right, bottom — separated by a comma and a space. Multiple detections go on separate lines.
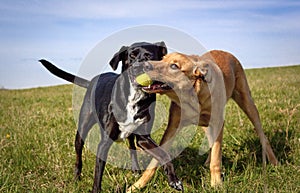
136, 135, 183, 192
128, 134, 141, 173
92, 138, 113, 193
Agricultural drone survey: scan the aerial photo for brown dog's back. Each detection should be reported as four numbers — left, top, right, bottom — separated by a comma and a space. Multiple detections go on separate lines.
200, 50, 249, 100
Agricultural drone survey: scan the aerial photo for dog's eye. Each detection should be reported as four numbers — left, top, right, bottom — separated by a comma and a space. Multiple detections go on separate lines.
144, 53, 152, 59
130, 50, 139, 59
130, 53, 137, 59
170, 63, 179, 70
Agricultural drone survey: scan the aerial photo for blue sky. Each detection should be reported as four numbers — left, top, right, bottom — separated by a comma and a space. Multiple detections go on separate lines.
0, 0, 300, 89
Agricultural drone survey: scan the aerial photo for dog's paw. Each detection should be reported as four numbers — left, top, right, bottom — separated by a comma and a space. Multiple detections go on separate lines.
131, 165, 141, 174
221, 172, 225, 182
169, 180, 184, 192
132, 170, 141, 178
74, 169, 81, 181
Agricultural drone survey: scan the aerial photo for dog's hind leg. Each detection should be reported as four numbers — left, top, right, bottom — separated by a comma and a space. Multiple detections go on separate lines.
232, 72, 278, 165
74, 101, 97, 180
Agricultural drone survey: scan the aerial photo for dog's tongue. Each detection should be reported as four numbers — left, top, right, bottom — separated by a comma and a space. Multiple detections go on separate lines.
142, 82, 171, 93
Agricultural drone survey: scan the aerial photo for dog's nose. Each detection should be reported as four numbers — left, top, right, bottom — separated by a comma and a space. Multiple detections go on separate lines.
144, 62, 153, 72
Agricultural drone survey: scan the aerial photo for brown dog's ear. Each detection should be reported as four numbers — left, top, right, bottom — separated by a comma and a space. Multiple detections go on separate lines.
155, 41, 168, 58
109, 46, 128, 71
194, 62, 212, 83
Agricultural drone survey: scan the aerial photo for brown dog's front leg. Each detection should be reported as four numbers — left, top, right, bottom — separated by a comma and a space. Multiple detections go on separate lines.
209, 125, 224, 187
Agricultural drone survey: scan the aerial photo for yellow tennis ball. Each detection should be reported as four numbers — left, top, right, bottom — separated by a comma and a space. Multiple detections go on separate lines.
136, 73, 153, 86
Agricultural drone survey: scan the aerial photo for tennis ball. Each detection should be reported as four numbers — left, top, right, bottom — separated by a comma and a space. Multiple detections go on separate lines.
136, 73, 153, 86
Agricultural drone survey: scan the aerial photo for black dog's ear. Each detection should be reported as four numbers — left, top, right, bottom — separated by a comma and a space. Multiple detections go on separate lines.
109, 46, 128, 71
155, 41, 168, 58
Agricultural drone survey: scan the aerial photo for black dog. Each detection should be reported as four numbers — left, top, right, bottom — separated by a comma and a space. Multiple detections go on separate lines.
39, 42, 183, 192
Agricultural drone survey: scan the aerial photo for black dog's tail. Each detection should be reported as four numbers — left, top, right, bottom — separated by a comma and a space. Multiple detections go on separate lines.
39, 59, 90, 88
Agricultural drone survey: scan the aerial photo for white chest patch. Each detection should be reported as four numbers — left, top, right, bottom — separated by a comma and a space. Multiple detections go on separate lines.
118, 83, 146, 139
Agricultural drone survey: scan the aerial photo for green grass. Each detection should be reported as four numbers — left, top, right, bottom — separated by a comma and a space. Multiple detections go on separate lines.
1, 65, 300, 192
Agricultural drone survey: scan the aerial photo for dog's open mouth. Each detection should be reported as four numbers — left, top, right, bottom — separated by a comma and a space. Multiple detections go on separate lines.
141, 81, 172, 93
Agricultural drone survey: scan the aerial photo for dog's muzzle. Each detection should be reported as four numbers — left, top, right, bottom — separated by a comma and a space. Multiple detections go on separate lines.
141, 62, 172, 93
144, 61, 154, 72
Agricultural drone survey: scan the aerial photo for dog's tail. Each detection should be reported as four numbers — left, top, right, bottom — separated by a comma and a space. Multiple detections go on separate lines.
39, 59, 90, 88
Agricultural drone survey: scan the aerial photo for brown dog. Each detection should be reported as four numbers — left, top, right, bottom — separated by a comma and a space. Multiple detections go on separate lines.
127, 50, 278, 192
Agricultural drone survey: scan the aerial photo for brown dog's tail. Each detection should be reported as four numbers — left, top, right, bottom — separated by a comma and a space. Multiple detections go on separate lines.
39, 59, 90, 88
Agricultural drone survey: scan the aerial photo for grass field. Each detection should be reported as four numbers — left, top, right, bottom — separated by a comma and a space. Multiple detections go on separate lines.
1, 65, 300, 192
